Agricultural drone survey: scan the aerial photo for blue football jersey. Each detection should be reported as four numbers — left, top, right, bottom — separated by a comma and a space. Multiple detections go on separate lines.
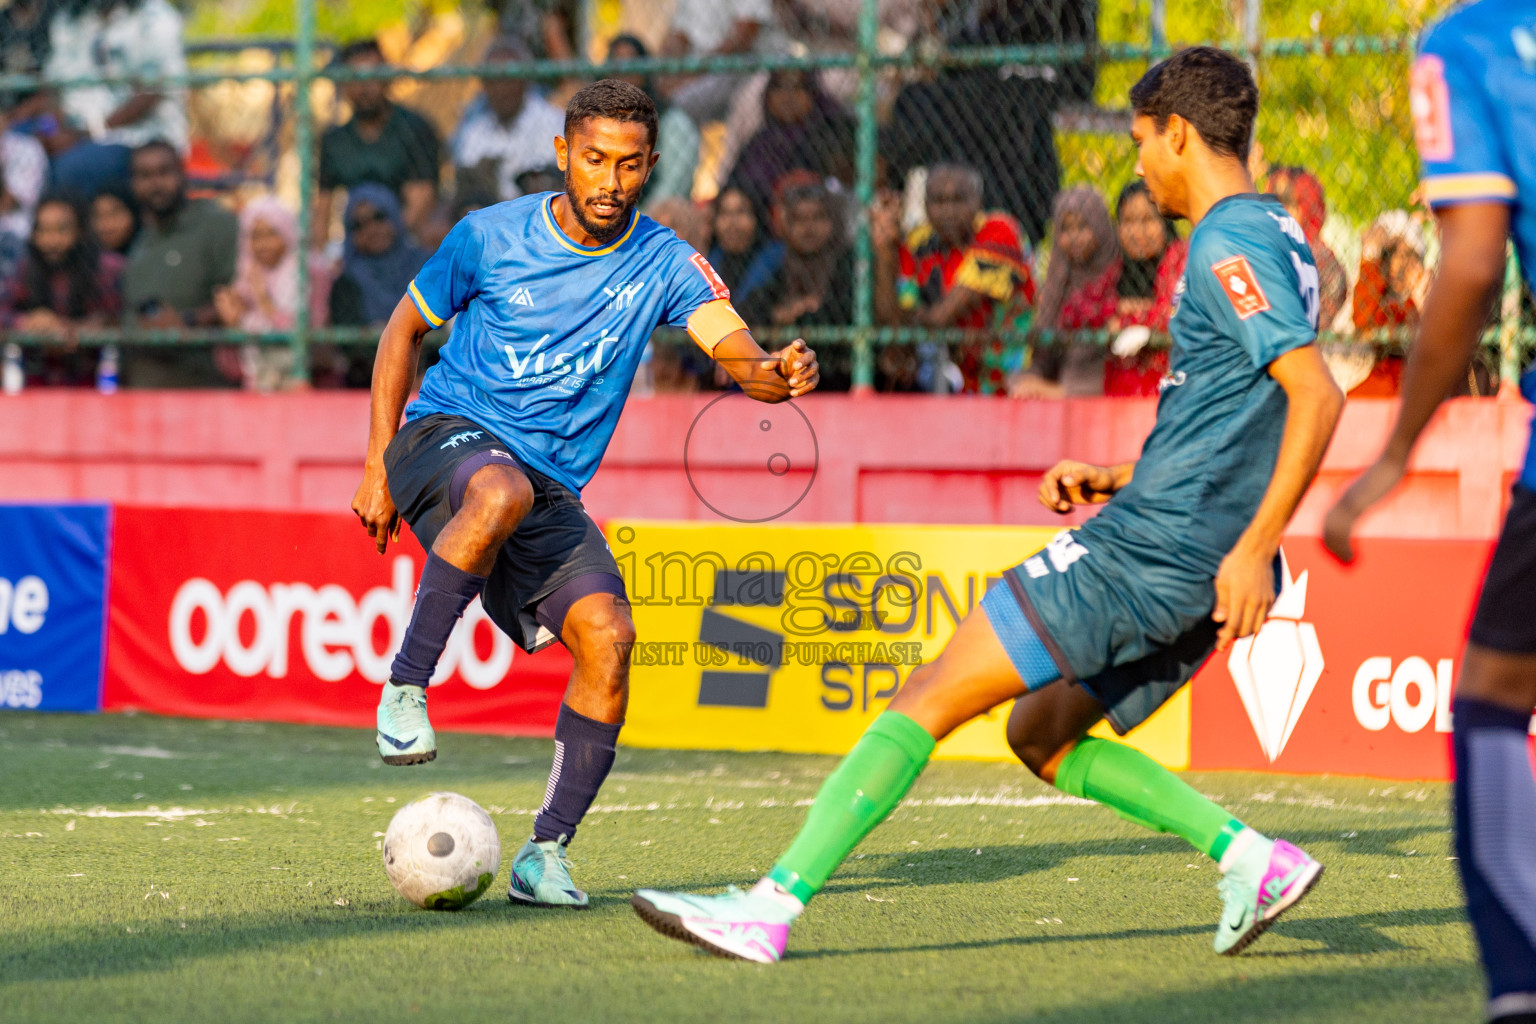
1083, 194, 1320, 574
404, 193, 743, 493
1414, 0, 1536, 486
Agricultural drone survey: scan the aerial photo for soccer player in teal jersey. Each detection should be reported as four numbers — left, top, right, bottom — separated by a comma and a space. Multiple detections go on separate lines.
632, 48, 1345, 964
1326, 2, 1536, 1017
351, 80, 818, 907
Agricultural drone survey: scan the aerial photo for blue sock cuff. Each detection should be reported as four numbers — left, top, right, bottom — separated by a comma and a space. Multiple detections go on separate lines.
1454, 697, 1531, 732
556, 703, 623, 744
424, 551, 489, 597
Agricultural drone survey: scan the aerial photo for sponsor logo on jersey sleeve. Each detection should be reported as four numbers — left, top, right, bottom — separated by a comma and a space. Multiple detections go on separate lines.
690, 252, 731, 301
1210, 255, 1271, 320
1410, 54, 1454, 162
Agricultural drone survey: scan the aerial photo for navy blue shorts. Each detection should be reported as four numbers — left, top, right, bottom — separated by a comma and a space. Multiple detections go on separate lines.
981, 528, 1261, 734
1469, 484, 1536, 654
383, 413, 624, 653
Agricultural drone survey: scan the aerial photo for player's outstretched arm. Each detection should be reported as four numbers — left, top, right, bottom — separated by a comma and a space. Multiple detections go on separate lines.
1037, 460, 1135, 513
711, 330, 819, 403
1214, 344, 1344, 648
351, 296, 433, 555
1322, 202, 1511, 562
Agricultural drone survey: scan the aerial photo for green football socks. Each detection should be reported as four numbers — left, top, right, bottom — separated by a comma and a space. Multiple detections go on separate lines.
767, 711, 936, 905
1053, 735, 1248, 864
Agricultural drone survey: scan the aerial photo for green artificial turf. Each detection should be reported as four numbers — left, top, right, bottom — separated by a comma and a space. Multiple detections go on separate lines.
0, 712, 1481, 1023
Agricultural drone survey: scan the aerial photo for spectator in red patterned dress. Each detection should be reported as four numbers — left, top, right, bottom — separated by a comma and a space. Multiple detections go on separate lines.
0, 192, 122, 385
1009, 186, 1119, 398
871, 163, 1033, 393
1104, 180, 1185, 396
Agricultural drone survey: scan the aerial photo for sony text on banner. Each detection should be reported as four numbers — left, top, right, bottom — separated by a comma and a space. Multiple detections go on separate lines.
610, 520, 1192, 767
0, 504, 111, 712
1189, 537, 1501, 781
103, 506, 571, 734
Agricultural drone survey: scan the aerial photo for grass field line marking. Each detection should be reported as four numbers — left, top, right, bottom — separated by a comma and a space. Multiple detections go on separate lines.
38, 803, 300, 821
484, 792, 1092, 817
98, 745, 186, 759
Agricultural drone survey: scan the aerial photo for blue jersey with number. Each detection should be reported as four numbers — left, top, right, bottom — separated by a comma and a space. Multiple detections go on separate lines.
1081, 194, 1319, 575
404, 193, 740, 494
1415, 0, 1536, 487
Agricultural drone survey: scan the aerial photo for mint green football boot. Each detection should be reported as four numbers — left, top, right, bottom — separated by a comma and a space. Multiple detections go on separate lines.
376, 682, 437, 765
1214, 836, 1323, 955
508, 835, 588, 908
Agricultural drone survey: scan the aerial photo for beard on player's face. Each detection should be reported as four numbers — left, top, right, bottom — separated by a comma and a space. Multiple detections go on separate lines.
564, 168, 640, 244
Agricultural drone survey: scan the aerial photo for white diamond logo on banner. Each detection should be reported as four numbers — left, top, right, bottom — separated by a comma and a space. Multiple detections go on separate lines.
1226, 551, 1325, 762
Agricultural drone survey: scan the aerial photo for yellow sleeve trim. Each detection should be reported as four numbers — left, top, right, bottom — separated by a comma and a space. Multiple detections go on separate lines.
1421, 172, 1517, 205
685, 299, 748, 354
408, 280, 445, 328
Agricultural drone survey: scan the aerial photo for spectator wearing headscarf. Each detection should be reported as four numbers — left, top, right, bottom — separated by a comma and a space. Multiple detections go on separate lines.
739, 182, 852, 389
1011, 186, 1119, 398
708, 185, 782, 311
0, 129, 48, 284
1, 192, 122, 386
213, 196, 334, 390
329, 184, 427, 329
89, 182, 140, 256
1105, 180, 1185, 396
1267, 166, 1346, 331
723, 69, 855, 225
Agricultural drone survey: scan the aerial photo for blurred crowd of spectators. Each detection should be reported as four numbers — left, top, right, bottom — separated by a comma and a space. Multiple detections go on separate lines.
0, 0, 1503, 395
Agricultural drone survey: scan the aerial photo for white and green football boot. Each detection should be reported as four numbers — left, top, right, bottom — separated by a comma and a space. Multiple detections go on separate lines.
508, 835, 588, 908
376, 682, 437, 765
1214, 835, 1323, 955
631, 885, 797, 963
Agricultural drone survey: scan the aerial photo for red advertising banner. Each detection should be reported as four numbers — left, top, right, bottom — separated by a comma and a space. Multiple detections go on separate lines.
1189, 537, 1509, 781
104, 506, 570, 734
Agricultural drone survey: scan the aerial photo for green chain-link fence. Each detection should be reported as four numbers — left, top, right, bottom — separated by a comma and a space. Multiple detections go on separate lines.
0, 0, 1523, 394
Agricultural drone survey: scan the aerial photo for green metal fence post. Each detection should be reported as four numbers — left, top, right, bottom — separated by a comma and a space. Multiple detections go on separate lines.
850, 0, 878, 392
291, 0, 315, 385
1500, 243, 1522, 389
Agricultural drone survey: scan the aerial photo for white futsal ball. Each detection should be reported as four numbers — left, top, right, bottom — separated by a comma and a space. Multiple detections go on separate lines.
383, 792, 501, 910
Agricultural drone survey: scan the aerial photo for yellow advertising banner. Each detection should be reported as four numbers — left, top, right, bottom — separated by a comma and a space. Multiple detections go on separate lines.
609, 521, 1190, 769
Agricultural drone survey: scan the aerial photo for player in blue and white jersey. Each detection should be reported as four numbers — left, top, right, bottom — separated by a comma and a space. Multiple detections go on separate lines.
632, 48, 1344, 965
350, 80, 819, 908
1326, 3, 1536, 1018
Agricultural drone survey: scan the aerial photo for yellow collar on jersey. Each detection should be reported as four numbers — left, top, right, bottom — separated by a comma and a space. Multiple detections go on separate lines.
542, 195, 638, 257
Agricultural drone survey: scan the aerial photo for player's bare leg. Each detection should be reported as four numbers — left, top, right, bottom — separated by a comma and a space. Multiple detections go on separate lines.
1007, 681, 1321, 954
510, 591, 635, 908
1449, 644, 1536, 1022
377, 464, 533, 765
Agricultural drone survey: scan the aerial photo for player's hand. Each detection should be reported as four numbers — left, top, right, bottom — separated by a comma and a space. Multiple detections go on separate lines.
1322, 451, 1407, 563
1212, 544, 1275, 651
767, 338, 819, 398
352, 461, 400, 555
1038, 461, 1118, 513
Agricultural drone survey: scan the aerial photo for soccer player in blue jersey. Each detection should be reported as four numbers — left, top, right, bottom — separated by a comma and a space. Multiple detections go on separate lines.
350, 79, 819, 908
632, 48, 1345, 964
1325, 3, 1536, 1019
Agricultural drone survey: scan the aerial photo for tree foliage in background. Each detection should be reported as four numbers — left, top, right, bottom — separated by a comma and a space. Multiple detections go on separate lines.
1072, 0, 1455, 228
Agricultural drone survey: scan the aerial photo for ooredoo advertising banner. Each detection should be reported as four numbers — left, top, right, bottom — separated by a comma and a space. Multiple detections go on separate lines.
1189, 537, 1500, 781
103, 506, 571, 734
0, 504, 110, 712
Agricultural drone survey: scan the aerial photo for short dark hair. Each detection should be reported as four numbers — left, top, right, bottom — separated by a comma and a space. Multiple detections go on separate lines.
927, 162, 983, 202
1129, 46, 1258, 162
564, 79, 657, 149
129, 138, 181, 168
338, 39, 384, 65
